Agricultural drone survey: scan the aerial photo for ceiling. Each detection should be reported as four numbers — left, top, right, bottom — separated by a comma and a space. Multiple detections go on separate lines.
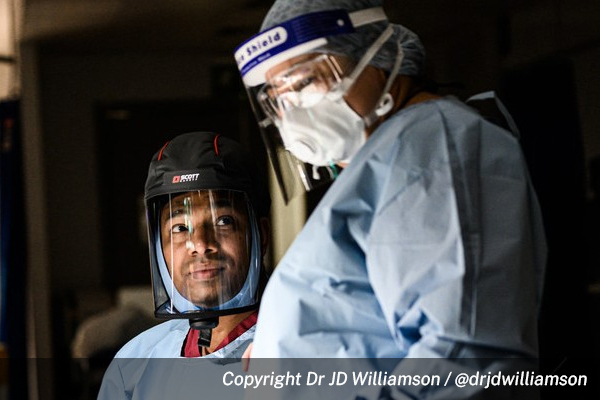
23, 0, 273, 54
22, 0, 520, 56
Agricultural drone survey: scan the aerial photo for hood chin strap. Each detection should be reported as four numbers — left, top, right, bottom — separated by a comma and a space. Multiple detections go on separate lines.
189, 316, 219, 349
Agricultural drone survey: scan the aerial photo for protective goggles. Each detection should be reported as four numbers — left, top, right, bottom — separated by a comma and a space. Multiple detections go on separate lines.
147, 189, 261, 320
257, 54, 348, 122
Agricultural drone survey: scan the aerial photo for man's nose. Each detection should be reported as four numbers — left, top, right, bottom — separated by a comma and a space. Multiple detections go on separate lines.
185, 225, 217, 254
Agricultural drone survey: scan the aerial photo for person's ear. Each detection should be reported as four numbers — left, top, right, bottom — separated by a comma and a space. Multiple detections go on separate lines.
258, 217, 270, 258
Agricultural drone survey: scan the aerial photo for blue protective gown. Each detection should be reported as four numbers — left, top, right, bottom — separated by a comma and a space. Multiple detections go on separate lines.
247, 96, 547, 398
97, 319, 254, 400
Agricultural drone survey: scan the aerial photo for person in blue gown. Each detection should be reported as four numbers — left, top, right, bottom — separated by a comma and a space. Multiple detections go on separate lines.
98, 132, 271, 399
235, 0, 546, 398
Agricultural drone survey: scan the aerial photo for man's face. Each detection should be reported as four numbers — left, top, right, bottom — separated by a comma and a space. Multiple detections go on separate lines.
160, 191, 250, 308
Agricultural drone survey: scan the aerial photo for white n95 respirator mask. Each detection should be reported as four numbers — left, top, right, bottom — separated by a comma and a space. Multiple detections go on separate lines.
275, 92, 366, 166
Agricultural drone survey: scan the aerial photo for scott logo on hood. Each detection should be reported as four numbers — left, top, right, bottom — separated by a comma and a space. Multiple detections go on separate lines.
172, 173, 200, 183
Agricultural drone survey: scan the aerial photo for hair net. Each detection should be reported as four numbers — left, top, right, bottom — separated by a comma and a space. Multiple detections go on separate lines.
260, 0, 425, 77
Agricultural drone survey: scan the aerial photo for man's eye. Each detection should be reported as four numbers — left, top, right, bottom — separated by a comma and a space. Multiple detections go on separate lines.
171, 224, 189, 233
216, 216, 234, 227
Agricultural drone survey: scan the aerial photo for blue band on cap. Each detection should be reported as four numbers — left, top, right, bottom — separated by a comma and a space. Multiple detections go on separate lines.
235, 9, 355, 78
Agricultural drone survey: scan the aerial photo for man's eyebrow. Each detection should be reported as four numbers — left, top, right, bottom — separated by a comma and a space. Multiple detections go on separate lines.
162, 206, 185, 222
162, 199, 239, 221
211, 199, 234, 208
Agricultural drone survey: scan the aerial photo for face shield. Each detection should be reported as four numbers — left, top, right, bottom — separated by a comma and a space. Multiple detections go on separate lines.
235, 7, 400, 202
147, 189, 261, 321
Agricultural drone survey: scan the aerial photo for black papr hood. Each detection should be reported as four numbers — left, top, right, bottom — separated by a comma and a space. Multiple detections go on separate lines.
145, 132, 270, 332
145, 132, 270, 217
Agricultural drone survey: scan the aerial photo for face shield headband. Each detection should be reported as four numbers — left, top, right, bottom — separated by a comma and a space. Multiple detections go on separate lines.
149, 190, 262, 320
235, 7, 388, 87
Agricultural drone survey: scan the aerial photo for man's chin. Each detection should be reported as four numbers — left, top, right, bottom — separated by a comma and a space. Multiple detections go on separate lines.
189, 296, 234, 309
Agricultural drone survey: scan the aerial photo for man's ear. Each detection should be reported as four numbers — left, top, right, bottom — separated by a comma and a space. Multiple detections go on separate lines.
258, 217, 270, 258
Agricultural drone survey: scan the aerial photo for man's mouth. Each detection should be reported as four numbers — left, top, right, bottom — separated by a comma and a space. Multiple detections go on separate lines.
191, 268, 221, 280
188, 263, 224, 280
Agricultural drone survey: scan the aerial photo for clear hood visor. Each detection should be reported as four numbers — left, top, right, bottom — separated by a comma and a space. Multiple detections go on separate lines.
147, 189, 261, 319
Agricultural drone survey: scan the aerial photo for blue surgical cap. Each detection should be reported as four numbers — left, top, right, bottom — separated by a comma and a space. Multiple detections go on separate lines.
260, 0, 425, 77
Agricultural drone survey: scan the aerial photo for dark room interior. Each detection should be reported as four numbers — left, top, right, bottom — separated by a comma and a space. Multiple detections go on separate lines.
0, 0, 599, 399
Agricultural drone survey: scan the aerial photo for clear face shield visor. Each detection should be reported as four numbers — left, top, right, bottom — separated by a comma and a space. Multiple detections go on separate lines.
147, 189, 261, 320
247, 55, 351, 202
236, 7, 397, 203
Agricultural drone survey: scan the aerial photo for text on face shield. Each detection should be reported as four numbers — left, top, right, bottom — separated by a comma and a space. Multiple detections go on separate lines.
235, 27, 287, 69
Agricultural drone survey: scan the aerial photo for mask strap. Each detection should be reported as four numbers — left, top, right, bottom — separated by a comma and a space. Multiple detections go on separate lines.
339, 25, 395, 94
364, 27, 404, 126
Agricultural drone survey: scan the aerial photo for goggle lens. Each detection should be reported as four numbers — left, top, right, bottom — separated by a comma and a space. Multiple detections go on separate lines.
257, 54, 346, 121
